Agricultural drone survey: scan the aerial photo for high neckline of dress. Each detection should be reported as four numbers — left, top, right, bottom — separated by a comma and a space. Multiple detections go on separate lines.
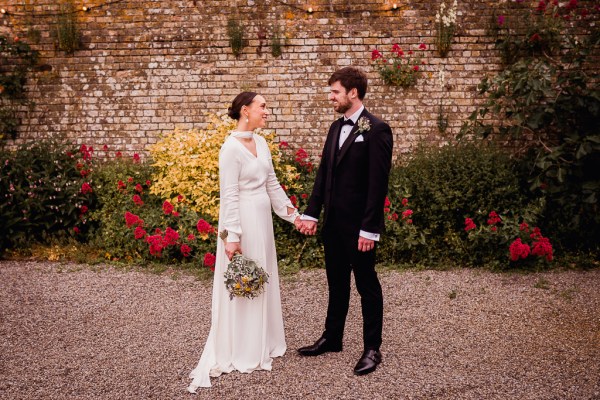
231, 131, 253, 138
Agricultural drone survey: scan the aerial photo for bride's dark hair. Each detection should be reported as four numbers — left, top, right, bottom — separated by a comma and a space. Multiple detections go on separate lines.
228, 92, 258, 120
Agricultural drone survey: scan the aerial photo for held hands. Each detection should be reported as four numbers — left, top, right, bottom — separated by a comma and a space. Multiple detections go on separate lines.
224, 240, 241, 260
295, 219, 317, 236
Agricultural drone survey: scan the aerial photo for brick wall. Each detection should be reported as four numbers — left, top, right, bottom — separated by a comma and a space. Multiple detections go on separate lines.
0, 0, 597, 159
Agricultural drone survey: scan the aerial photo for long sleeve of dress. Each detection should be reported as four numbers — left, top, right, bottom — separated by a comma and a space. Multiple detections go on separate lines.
263, 139, 298, 224
219, 140, 243, 242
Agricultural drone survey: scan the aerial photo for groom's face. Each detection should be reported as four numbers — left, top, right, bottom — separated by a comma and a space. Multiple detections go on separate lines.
329, 81, 352, 114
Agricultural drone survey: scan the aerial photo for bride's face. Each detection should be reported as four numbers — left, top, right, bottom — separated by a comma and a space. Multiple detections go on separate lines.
244, 95, 269, 129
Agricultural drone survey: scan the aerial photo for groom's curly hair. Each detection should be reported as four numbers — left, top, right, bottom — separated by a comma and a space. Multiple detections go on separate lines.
328, 67, 368, 100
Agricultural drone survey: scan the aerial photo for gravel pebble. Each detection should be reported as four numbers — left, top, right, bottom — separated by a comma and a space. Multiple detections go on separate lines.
1, 261, 599, 399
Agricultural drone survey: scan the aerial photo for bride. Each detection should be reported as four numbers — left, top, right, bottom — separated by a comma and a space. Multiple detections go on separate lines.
187, 92, 302, 392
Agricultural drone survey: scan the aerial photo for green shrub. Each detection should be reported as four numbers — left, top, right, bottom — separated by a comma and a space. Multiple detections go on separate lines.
390, 142, 531, 263
89, 157, 215, 266
271, 143, 324, 271
0, 140, 94, 253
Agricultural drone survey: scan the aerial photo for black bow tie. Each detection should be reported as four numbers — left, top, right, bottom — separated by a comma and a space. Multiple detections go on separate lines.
341, 119, 355, 126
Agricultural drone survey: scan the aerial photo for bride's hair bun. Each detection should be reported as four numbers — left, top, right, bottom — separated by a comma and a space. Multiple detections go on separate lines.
227, 106, 237, 120
228, 92, 258, 121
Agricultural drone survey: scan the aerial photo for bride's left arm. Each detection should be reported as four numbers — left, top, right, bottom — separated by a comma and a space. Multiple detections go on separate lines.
264, 140, 300, 224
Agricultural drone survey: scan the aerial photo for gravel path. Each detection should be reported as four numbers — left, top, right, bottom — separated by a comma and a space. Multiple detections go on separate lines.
1, 261, 599, 400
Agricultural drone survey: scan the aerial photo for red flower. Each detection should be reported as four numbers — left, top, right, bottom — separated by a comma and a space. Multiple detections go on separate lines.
132, 195, 144, 206
279, 141, 289, 149
487, 211, 501, 225
118, 180, 126, 190
490, 226, 498, 232
127, 177, 134, 183
519, 222, 530, 232
134, 226, 147, 240
133, 153, 140, 163
371, 49, 383, 61
290, 195, 297, 207
162, 200, 174, 215
384, 197, 391, 208
413, 65, 419, 72
530, 33, 541, 42
384, 207, 391, 213
177, 194, 184, 202
401, 198, 408, 206
180, 244, 192, 257
103, 144, 109, 151
80, 205, 88, 214
295, 148, 309, 166
76, 163, 84, 170
124, 211, 142, 228
536, 0, 547, 12
509, 238, 531, 261
187, 234, 196, 241
530, 227, 543, 240
402, 209, 413, 219
146, 235, 163, 257
145, 180, 151, 186
407, 219, 413, 224
172, 211, 180, 217
163, 227, 179, 247
565, 0, 577, 11
80, 169, 89, 177
301, 193, 308, 199
155, 228, 162, 234
135, 184, 143, 193
464, 217, 476, 232
203, 253, 216, 270
391, 213, 399, 221
196, 219, 214, 235
116, 151, 122, 158
531, 237, 553, 261
281, 184, 287, 191
73, 227, 80, 234
418, 43, 427, 50
81, 182, 93, 195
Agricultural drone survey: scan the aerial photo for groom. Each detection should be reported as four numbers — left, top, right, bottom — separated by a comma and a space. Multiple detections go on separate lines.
298, 67, 393, 375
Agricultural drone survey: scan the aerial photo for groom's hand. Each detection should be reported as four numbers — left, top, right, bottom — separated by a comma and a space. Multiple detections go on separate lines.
358, 237, 375, 252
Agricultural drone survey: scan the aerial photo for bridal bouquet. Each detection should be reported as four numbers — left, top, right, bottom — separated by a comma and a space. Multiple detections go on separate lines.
224, 253, 269, 300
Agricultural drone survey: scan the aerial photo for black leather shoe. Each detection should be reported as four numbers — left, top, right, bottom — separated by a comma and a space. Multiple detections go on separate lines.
353, 349, 382, 375
297, 337, 343, 356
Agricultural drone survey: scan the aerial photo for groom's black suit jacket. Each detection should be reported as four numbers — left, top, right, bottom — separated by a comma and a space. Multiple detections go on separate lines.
305, 108, 393, 239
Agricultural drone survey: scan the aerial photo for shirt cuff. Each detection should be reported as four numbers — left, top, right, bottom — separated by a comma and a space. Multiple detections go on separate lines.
359, 230, 380, 241
300, 214, 318, 222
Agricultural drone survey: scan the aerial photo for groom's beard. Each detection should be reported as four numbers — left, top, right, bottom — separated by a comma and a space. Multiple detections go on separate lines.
333, 98, 352, 114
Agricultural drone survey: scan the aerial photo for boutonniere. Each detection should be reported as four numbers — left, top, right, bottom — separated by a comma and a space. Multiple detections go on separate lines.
356, 117, 371, 134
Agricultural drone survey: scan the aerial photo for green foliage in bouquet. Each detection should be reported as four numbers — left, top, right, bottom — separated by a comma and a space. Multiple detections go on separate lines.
0, 140, 94, 254
224, 253, 269, 300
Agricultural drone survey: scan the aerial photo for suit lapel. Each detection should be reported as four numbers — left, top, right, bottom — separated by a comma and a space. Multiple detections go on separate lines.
329, 118, 343, 168
336, 109, 367, 167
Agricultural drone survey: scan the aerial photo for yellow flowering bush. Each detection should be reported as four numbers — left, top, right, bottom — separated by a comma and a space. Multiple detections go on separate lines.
149, 114, 300, 223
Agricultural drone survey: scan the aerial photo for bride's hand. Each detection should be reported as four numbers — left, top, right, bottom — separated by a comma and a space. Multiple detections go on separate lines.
225, 241, 241, 260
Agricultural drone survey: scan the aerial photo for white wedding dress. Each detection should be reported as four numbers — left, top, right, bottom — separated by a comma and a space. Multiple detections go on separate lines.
188, 131, 297, 392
